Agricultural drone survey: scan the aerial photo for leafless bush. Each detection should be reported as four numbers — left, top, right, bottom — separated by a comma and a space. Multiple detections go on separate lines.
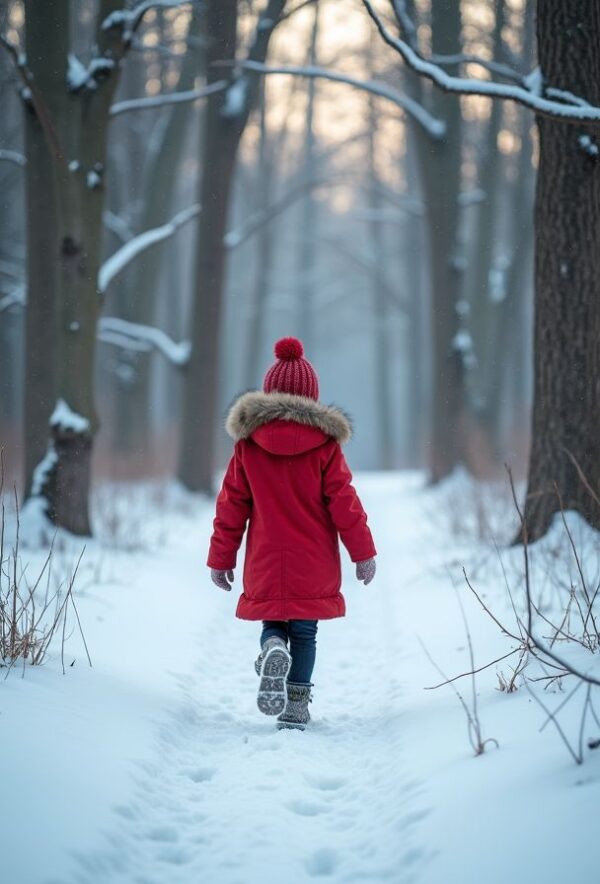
0, 450, 91, 674
428, 465, 600, 764
420, 582, 499, 757
425, 470, 520, 547
92, 480, 195, 550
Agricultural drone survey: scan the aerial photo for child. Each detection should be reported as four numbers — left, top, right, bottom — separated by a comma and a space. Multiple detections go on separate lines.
207, 337, 377, 730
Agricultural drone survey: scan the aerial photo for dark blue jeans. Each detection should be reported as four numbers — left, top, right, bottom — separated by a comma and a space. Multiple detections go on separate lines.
261, 620, 318, 685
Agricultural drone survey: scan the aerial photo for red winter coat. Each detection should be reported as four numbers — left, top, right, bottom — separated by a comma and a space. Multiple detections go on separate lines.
207, 391, 377, 621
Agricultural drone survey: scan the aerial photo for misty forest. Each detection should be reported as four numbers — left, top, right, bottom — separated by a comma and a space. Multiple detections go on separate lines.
1, 2, 600, 883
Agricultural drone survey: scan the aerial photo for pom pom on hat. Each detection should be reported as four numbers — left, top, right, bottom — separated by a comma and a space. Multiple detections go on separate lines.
263, 336, 319, 400
274, 337, 304, 361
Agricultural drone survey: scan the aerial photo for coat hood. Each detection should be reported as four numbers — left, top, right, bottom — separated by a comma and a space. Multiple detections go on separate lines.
225, 390, 352, 456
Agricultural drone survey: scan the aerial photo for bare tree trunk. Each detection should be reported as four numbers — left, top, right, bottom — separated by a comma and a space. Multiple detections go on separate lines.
22, 2, 63, 497
407, 0, 465, 482
466, 0, 505, 438
245, 83, 275, 388
367, 81, 393, 469
523, 0, 600, 538
22, 0, 141, 533
296, 3, 319, 352
178, 0, 286, 493
115, 7, 204, 458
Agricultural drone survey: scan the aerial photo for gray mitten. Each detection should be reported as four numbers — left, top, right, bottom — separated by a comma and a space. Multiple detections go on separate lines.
355, 558, 376, 585
211, 568, 234, 591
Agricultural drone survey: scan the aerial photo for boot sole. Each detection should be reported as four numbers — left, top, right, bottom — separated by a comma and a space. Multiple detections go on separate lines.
277, 721, 306, 731
257, 647, 291, 716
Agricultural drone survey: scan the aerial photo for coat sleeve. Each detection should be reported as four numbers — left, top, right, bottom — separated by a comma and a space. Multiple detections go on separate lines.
207, 443, 252, 570
322, 441, 377, 563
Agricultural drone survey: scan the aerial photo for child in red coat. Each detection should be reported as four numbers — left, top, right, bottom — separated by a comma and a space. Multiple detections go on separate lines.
207, 337, 376, 729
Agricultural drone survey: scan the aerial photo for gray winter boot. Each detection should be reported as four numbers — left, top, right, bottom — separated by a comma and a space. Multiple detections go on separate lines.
256, 637, 292, 716
277, 682, 312, 731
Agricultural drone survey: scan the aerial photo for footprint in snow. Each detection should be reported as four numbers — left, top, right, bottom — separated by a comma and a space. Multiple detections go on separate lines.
286, 799, 329, 817
305, 773, 347, 792
304, 847, 339, 877
185, 766, 216, 783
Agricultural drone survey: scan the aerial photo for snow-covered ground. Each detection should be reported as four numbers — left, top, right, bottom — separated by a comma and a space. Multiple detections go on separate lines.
1, 473, 599, 884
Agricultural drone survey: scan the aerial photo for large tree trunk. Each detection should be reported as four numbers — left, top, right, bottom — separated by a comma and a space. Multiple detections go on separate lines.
178, 0, 286, 493
523, 1, 600, 538
24, 0, 135, 534
178, 0, 241, 494
114, 7, 204, 459
296, 3, 319, 352
413, 1, 465, 483
367, 81, 393, 469
22, 2, 63, 497
244, 83, 275, 388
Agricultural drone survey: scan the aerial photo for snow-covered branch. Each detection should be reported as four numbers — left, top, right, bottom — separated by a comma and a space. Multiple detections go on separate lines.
216, 60, 445, 139
102, 0, 191, 39
110, 81, 227, 117
98, 317, 191, 366
103, 210, 134, 243
364, 0, 600, 123
98, 204, 200, 293
0, 286, 25, 313
0, 149, 26, 167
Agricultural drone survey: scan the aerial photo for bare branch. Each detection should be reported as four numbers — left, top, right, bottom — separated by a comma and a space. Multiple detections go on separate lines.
110, 80, 228, 117
98, 318, 190, 366
98, 204, 200, 293
363, 0, 600, 124
215, 59, 445, 138
0, 149, 25, 167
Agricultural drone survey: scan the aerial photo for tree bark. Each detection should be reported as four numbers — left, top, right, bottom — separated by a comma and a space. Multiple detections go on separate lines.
23, 0, 140, 533
22, 1, 64, 497
178, 0, 286, 493
296, 3, 319, 353
523, 0, 600, 538
406, 0, 465, 482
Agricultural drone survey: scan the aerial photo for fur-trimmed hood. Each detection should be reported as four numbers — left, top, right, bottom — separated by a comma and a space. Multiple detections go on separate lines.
225, 390, 352, 447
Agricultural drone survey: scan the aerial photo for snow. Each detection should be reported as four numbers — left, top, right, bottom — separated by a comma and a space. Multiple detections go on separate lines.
50, 398, 91, 434
1, 473, 598, 883
364, 0, 600, 122
0, 148, 26, 167
98, 204, 200, 293
67, 55, 114, 92
452, 328, 473, 353
578, 134, 599, 157
30, 445, 58, 497
87, 170, 102, 190
221, 76, 249, 119
67, 53, 89, 91
110, 81, 228, 117
98, 317, 191, 366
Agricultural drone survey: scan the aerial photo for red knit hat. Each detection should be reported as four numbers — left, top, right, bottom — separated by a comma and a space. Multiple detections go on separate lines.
263, 337, 319, 400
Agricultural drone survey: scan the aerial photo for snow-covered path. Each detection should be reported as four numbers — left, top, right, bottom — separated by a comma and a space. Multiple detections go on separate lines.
68, 476, 432, 884
3, 473, 599, 884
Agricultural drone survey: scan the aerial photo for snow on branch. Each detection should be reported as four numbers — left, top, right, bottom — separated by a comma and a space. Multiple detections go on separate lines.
217, 60, 445, 139
103, 210, 134, 243
0, 287, 25, 314
98, 317, 191, 366
98, 204, 200, 293
110, 81, 227, 117
0, 149, 26, 167
67, 53, 115, 93
102, 0, 191, 38
363, 0, 600, 124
